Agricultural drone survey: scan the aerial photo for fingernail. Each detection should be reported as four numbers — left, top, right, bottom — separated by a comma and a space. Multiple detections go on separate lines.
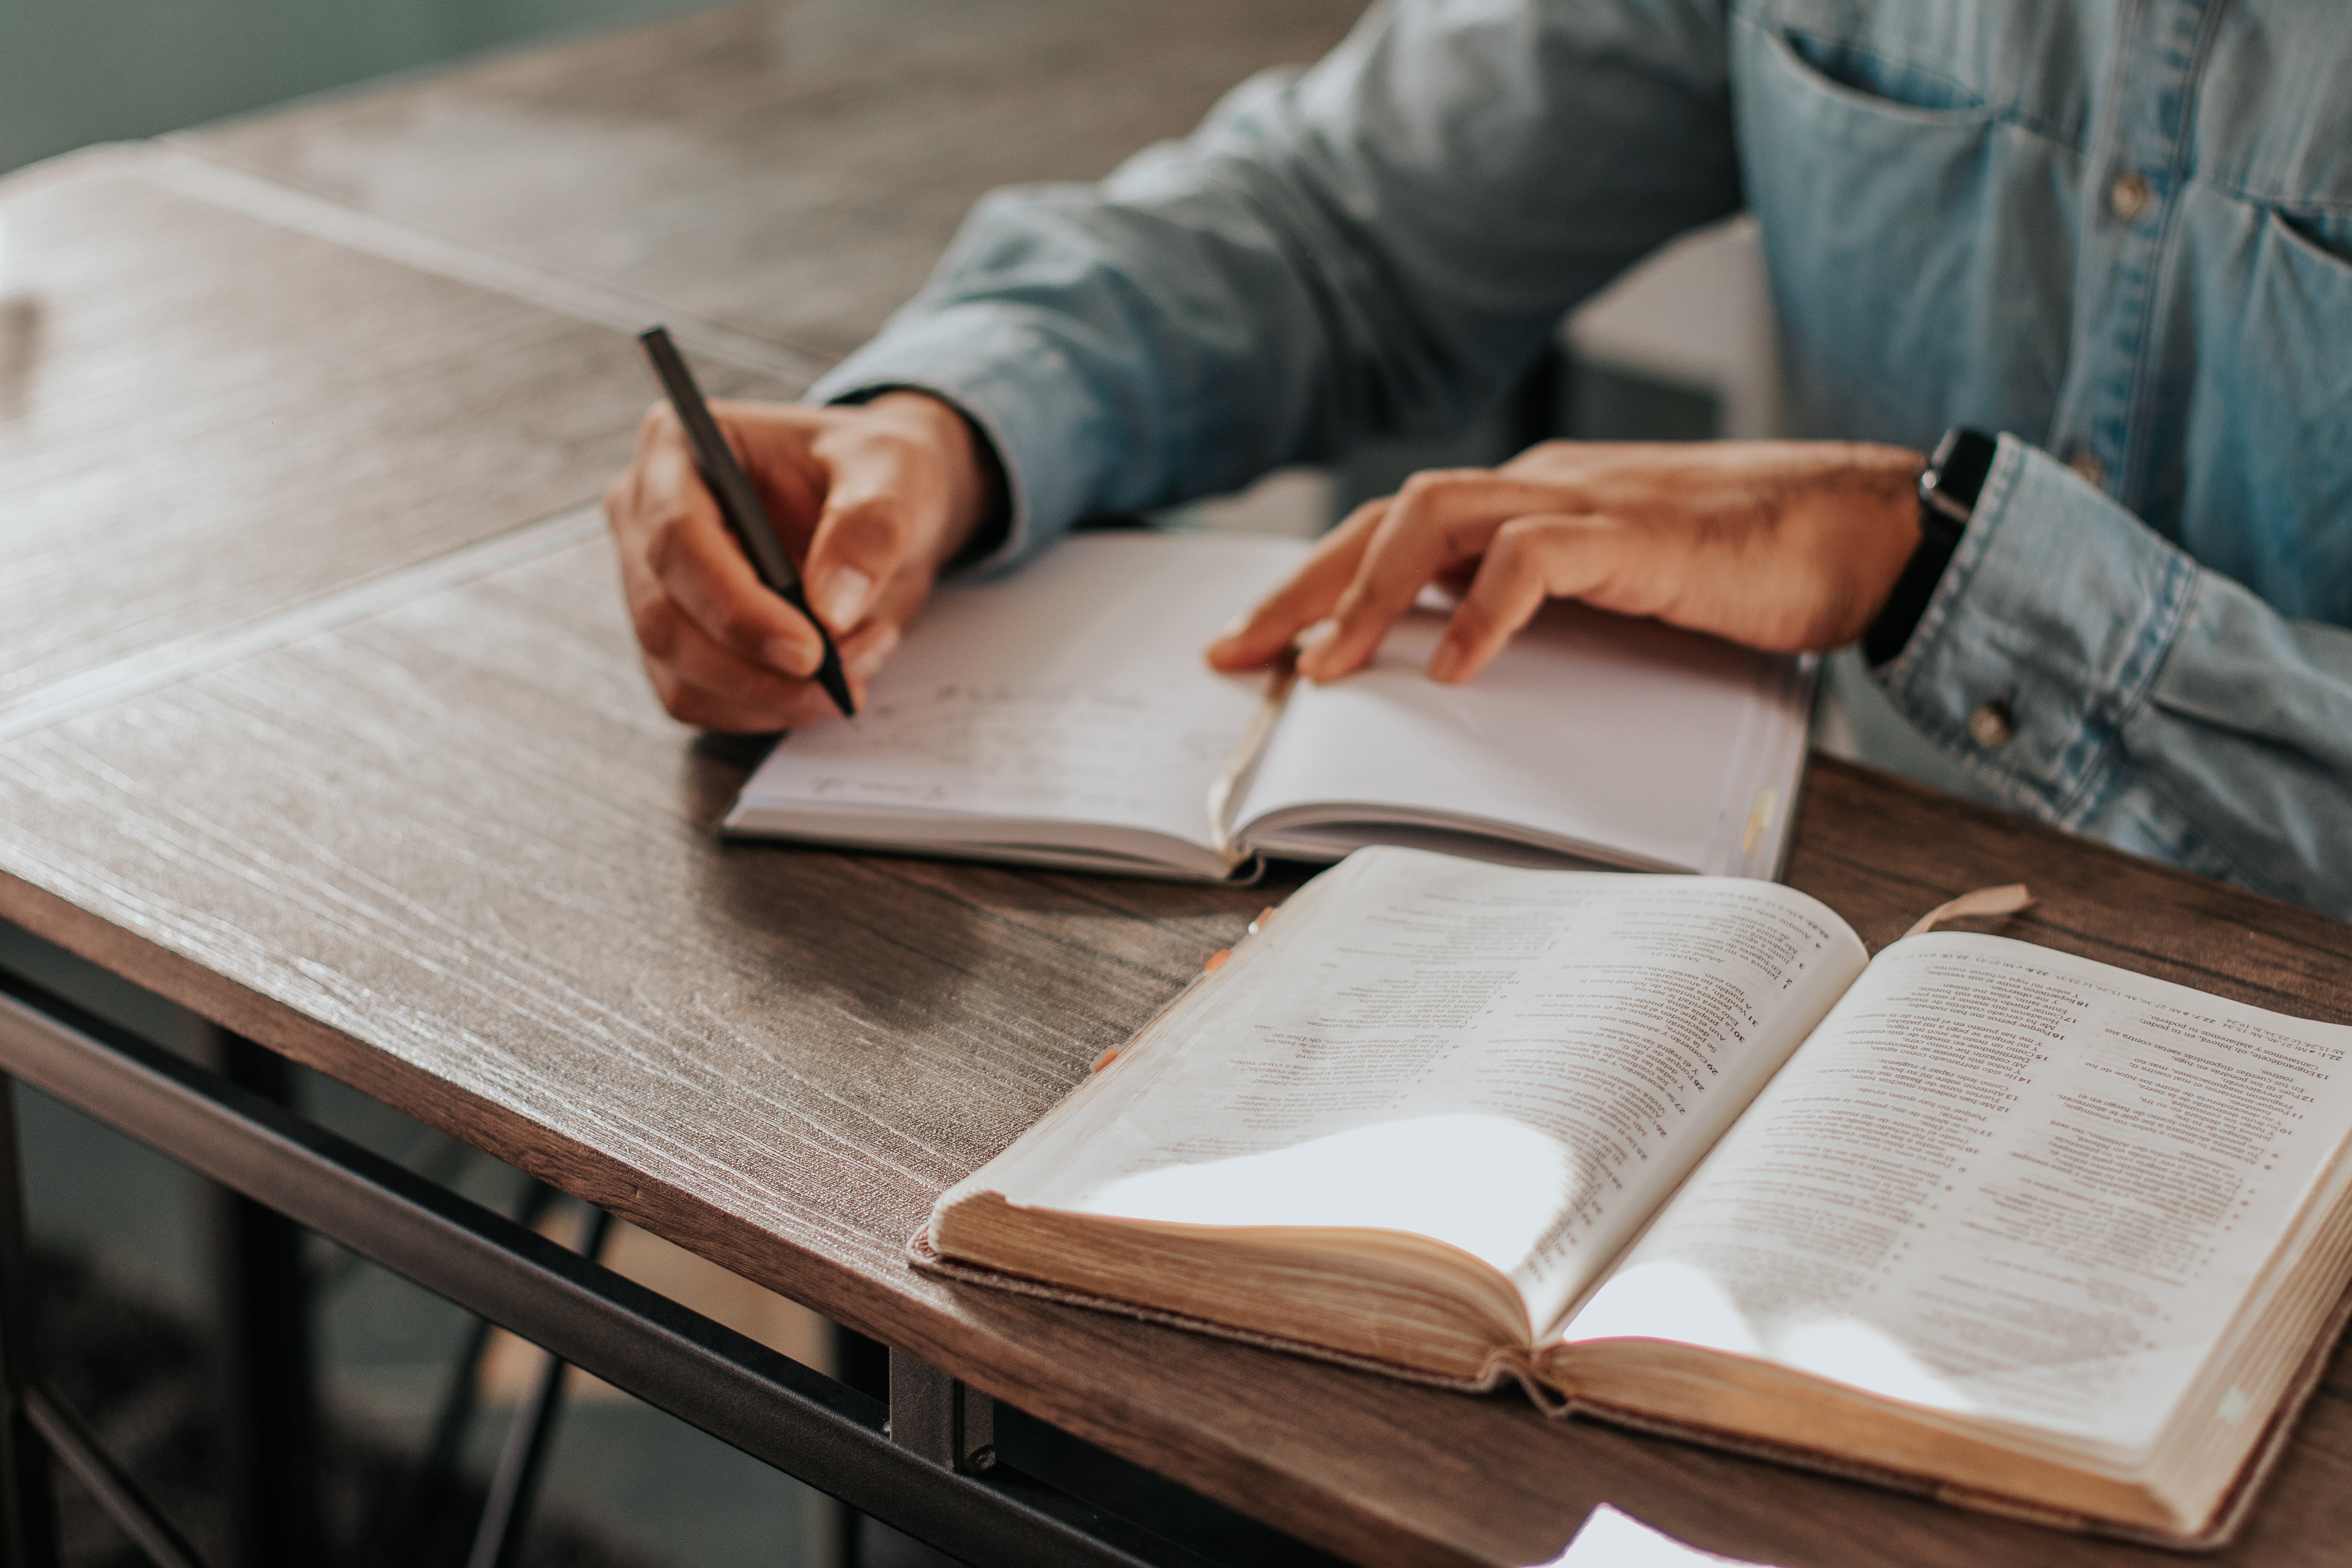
763, 634, 816, 675
1428, 641, 1464, 682
847, 625, 899, 680
1214, 613, 1251, 642
819, 568, 874, 633
1298, 619, 1336, 652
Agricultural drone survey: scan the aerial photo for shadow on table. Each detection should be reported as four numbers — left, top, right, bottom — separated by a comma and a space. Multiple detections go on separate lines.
835, 1327, 1352, 1568
29, 1245, 653, 1568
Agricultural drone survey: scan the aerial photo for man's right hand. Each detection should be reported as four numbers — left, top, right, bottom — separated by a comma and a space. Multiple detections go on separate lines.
603, 390, 999, 731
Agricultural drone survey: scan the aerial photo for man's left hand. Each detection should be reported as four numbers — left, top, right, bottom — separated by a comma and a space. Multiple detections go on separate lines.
1205, 440, 1929, 683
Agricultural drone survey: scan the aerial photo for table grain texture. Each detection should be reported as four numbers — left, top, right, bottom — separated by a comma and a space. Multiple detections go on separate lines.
0, 151, 789, 731
5, 525, 2349, 1568
4, 2, 2350, 1565
176, 0, 1373, 362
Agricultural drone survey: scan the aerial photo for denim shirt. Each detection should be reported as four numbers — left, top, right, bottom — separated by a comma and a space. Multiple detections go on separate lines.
812, 0, 2352, 917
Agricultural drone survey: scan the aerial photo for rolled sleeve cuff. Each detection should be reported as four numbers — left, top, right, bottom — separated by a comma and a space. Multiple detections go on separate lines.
808, 305, 1109, 576
1872, 435, 2200, 826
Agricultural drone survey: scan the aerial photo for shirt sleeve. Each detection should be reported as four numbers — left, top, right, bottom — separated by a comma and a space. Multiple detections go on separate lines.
807, 0, 1744, 572
1874, 435, 2352, 917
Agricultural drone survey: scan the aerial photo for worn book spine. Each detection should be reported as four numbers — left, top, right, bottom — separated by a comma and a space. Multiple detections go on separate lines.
906, 1227, 2352, 1552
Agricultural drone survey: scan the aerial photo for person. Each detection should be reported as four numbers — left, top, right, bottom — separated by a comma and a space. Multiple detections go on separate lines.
603, 0, 2352, 917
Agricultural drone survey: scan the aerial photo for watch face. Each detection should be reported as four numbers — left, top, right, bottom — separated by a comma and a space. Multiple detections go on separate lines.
1922, 428, 1998, 523
1920, 479, 1965, 526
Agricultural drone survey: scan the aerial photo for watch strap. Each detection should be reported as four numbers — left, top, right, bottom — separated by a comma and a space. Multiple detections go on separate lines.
1863, 428, 1995, 667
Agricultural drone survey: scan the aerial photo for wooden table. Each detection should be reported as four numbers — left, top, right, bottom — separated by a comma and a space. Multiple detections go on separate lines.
4, 5, 2350, 1565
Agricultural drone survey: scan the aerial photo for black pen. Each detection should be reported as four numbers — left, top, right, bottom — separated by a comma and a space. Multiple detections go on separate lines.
636, 325, 856, 719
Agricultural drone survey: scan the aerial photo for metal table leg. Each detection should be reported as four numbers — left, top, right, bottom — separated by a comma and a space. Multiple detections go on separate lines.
206, 1028, 321, 1568
22, 1387, 204, 1568
366, 1180, 561, 1568
0, 1066, 213, 1568
0, 1074, 57, 1568
0, 967, 1218, 1568
890, 1348, 996, 1475
466, 1205, 614, 1568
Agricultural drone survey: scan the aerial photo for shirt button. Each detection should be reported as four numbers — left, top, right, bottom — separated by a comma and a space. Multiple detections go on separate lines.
1968, 699, 2016, 749
2108, 172, 2152, 222
2070, 451, 2107, 490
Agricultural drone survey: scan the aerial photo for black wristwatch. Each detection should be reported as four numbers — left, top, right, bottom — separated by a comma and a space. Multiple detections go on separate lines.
1862, 426, 1998, 667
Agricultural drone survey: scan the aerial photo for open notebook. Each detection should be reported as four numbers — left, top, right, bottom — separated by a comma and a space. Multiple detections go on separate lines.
725, 531, 1816, 880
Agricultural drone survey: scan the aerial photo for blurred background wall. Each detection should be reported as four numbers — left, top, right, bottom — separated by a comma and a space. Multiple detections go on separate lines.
0, 0, 1780, 484
0, 0, 732, 176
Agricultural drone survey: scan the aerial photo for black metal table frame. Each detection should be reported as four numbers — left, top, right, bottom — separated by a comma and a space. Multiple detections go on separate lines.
0, 963, 1226, 1568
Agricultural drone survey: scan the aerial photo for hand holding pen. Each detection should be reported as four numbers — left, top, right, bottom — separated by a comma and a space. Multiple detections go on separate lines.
637, 327, 857, 717
605, 329, 1002, 731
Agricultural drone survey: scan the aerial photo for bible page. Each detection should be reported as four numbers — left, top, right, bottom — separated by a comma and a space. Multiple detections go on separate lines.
1228, 603, 1810, 875
962, 846, 1867, 1337
1563, 933, 2352, 1457
728, 531, 1307, 859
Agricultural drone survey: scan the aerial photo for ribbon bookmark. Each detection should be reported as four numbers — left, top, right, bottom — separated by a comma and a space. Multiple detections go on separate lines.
1903, 882, 2036, 939
1205, 655, 1299, 864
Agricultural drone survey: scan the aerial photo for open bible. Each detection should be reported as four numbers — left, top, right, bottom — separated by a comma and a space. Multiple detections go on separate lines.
724, 531, 1812, 880
917, 848, 2352, 1546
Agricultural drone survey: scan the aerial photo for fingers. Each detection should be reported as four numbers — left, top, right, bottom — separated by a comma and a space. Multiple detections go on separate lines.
831, 546, 933, 697
634, 601, 915, 733
624, 583, 842, 731
1203, 500, 1387, 671
793, 391, 1004, 641
615, 405, 828, 678
1428, 514, 1626, 683
607, 394, 973, 730
1212, 441, 1934, 691
799, 481, 906, 637
1301, 472, 1572, 681
839, 618, 902, 685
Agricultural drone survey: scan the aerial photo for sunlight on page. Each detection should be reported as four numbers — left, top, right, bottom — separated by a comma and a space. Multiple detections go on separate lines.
1775, 1317, 1974, 1414
1535, 1504, 1779, 1566
1570, 1261, 1976, 1413
1545, 935, 2352, 1446
1566, 1261, 1764, 1358
1059, 1113, 1572, 1277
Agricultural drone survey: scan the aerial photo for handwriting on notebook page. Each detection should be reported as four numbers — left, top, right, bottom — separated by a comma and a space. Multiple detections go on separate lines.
791, 679, 1245, 822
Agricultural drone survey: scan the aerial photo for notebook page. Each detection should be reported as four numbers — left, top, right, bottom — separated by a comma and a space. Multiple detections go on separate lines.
729, 532, 1307, 850
1564, 935, 2352, 1454
1230, 603, 1801, 874
975, 848, 1867, 1336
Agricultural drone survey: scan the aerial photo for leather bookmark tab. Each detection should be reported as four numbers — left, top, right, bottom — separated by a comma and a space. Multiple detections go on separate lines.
1903, 883, 2035, 940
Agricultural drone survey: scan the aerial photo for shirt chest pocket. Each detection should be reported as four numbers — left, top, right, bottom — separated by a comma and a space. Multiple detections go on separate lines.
1729, 12, 2078, 452
2159, 198, 2352, 623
